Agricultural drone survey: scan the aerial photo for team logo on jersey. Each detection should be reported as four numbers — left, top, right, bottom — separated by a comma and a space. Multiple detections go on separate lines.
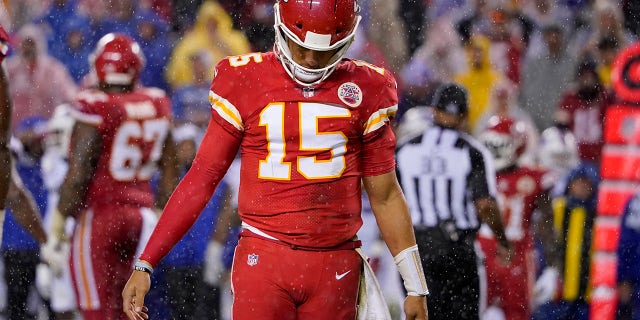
516, 176, 536, 194
247, 253, 259, 266
338, 82, 362, 108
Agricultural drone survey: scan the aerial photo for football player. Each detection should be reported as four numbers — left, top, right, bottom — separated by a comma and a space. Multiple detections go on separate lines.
45, 33, 179, 320
478, 117, 559, 320
122, 1, 429, 320
0, 23, 11, 236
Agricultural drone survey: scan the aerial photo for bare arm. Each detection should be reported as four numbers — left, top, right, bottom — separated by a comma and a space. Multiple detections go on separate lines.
6, 172, 47, 244
475, 197, 511, 250
363, 171, 428, 320
0, 67, 12, 208
533, 191, 560, 267
154, 133, 180, 210
58, 122, 101, 218
363, 171, 417, 256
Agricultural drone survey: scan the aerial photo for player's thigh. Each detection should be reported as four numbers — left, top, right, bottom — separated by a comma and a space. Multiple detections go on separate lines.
297, 249, 361, 320
230, 237, 297, 320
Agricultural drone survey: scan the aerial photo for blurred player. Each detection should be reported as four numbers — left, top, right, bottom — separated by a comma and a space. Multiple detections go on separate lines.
37, 104, 79, 320
0, 23, 12, 238
123, 1, 429, 320
478, 116, 559, 320
45, 33, 179, 320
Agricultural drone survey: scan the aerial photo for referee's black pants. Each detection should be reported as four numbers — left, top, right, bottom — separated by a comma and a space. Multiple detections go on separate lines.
415, 227, 480, 320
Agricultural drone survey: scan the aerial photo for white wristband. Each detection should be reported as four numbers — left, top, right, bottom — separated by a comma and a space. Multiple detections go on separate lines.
394, 244, 429, 296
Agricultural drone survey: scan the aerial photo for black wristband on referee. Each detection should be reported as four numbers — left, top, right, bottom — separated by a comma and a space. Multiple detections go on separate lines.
133, 260, 153, 274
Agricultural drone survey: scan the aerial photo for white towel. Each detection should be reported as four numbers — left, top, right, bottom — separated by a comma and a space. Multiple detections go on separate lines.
356, 248, 393, 320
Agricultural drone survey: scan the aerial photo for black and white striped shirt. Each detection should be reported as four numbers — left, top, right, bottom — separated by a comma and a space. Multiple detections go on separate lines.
396, 125, 497, 230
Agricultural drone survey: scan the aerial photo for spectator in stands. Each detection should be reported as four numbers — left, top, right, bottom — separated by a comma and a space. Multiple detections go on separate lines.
555, 59, 608, 164
454, 34, 503, 132
521, 0, 572, 59
133, 9, 172, 92
569, 1, 636, 61
399, 16, 466, 118
35, 0, 85, 51
6, 24, 77, 131
48, 15, 93, 83
171, 50, 214, 129
594, 36, 621, 92
165, 1, 250, 90
520, 24, 577, 132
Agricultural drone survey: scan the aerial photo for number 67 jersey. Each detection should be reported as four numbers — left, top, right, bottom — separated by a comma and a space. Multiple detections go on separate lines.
207, 52, 398, 248
71, 86, 172, 209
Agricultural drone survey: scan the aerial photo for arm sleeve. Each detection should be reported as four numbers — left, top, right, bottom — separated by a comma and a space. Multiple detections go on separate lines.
139, 115, 242, 267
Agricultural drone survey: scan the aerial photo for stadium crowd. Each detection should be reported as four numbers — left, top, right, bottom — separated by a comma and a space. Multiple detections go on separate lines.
0, 0, 639, 319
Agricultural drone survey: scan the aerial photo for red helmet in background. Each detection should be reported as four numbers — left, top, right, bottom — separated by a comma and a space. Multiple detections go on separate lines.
274, 0, 361, 86
90, 33, 145, 86
479, 116, 527, 171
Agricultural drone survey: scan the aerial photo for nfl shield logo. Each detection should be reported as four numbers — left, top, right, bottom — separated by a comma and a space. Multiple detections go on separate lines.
247, 253, 259, 266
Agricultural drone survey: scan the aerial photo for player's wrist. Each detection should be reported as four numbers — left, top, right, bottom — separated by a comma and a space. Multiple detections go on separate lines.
50, 208, 67, 241
133, 260, 154, 275
394, 244, 429, 296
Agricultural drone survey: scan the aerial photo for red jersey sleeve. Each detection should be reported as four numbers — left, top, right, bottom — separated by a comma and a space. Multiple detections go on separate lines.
139, 107, 241, 267
360, 67, 398, 176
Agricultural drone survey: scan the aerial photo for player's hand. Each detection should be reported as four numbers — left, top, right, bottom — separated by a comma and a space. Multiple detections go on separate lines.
404, 295, 428, 320
40, 238, 70, 277
49, 209, 68, 242
533, 267, 559, 306
122, 270, 151, 320
203, 240, 225, 285
35, 263, 52, 300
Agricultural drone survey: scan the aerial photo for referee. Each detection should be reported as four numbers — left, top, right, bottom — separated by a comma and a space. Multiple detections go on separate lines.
396, 83, 512, 320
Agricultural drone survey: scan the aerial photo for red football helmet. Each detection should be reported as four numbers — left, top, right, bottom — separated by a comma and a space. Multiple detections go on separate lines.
274, 0, 361, 86
479, 116, 527, 171
90, 33, 145, 86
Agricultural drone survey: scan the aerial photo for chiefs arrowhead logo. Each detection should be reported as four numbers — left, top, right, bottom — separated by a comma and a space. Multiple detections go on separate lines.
337, 82, 362, 108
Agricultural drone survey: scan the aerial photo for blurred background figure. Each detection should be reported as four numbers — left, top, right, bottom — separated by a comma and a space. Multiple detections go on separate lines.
165, 1, 250, 90
554, 59, 609, 165
171, 50, 215, 130
477, 116, 558, 320
532, 163, 600, 320
6, 24, 77, 131
475, 79, 539, 167
36, 104, 79, 320
454, 34, 504, 132
616, 189, 640, 320
520, 24, 577, 133
3, 117, 49, 320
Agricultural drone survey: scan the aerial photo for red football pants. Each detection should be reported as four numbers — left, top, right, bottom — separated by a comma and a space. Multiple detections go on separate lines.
230, 236, 362, 320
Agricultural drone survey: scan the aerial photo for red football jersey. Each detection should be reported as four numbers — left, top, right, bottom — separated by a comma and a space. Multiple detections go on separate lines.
479, 166, 551, 246
556, 90, 608, 162
206, 52, 398, 247
71, 87, 172, 209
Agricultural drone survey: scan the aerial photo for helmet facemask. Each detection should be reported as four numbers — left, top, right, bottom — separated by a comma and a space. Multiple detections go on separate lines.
273, 1, 361, 87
